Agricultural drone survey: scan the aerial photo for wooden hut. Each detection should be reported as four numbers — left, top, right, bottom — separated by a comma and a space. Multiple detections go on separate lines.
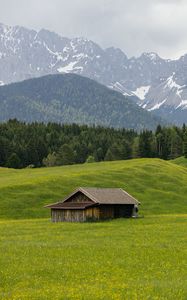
45, 187, 140, 222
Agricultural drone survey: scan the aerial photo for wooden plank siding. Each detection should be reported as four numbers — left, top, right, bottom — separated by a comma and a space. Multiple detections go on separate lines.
99, 205, 114, 219
51, 205, 135, 222
85, 207, 100, 220
51, 209, 85, 222
51, 207, 101, 222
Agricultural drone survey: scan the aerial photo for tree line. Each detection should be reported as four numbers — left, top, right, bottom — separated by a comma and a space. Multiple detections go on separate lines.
0, 119, 187, 169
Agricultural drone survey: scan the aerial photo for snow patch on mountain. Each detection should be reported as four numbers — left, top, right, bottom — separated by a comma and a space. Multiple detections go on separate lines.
140, 74, 187, 115
163, 75, 187, 110
0, 81, 4, 86
176, 100, 187, 110
147, 99, 167, 111
58, 61, 78, 73
108, 82, 134, 96
164, 75, 183, 90
133, 86, 150, 100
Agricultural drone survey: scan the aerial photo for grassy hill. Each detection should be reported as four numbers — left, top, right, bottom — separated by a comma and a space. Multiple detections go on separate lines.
0, 158, 187, 219
172, 156, 187, 168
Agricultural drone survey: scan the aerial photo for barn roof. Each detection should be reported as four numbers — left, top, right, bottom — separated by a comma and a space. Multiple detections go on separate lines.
77, 187, 139, 205
46, 187, 139, 209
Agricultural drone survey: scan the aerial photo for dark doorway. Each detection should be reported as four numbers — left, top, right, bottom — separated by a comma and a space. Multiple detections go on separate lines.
114, 205, 134, 218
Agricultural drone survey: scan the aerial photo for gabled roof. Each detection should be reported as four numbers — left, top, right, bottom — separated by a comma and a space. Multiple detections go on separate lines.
78, 187, 139, 205
46, 187, 139, 209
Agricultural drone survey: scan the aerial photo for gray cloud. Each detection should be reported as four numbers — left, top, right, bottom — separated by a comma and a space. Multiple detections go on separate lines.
0, 0, 187, 58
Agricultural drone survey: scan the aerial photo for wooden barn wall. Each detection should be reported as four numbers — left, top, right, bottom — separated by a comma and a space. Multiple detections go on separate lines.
65, 192, 93, 203
51, 207, 100, 222
51, 209, 85, 222
99, 205, 114, 219
51, 205, 135, 222
85, 207, 100, 220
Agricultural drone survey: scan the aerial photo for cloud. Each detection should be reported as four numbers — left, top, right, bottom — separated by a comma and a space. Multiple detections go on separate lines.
0, 0, 187, 58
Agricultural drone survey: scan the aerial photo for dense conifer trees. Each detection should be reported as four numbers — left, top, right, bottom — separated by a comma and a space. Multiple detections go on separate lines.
0, 120, 186, 168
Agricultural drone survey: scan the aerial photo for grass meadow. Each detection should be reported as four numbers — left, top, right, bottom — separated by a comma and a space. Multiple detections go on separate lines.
0, 158, 187, 219
0, 216, 186, 300
0, 158, 187, 299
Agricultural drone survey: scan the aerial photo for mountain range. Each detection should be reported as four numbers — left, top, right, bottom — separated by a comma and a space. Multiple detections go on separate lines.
0, 22, 186, 124
0, 73, 161, 130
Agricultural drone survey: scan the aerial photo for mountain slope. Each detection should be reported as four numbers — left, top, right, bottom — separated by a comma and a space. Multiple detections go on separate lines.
0, 158, 187, 219
0, 73, 162, 130
0, 23, 187, 124
140, 73, 187, 124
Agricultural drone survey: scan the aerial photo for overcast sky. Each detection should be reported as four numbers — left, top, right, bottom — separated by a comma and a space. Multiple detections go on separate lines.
0, 0, 187, 59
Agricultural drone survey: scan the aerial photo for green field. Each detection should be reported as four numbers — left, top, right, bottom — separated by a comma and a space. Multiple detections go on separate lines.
0, 158, 187, 299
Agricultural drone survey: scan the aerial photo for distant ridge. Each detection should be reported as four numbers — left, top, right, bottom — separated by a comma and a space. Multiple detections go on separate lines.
0, 73, 162, 130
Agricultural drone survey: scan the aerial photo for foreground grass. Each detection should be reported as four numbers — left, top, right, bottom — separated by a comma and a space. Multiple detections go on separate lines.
0, 215, 186, 300
0, 158, 187, 219
1, 159, 186, 299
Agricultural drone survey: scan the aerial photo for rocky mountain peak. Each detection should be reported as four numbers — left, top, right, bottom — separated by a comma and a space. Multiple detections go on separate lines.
0, 22, 186, 124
